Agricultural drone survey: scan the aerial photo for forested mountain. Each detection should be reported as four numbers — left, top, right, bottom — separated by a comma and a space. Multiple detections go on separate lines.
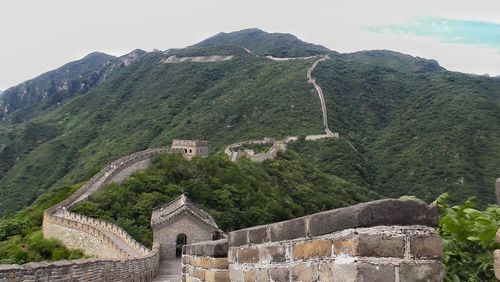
0, 49, 145, 123
1, 28, 499, 215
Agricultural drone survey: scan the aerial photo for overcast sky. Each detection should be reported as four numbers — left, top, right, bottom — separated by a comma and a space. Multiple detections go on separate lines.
1, 0, 499, 90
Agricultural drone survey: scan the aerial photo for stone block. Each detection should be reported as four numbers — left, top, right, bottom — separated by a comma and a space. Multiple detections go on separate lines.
244, 270, 255, 282
292, 264, 318, 282
248, 225, 269, 244
238, 247, 259, 264
319, 262, 357, 282
229, 268, 244, 282
205, 270, 230, 282
260, 245, 287, 263
308, 208, 357, 237
410, 234, 443, 258
182, 255, 190, 265
357, 199, 439, 228
270, 217, 307, 242
255, 269, 268, 281
228, 248, 238, 263
357, 262, 395, 282
186, 264, 194, 276
292, 240, 332, 260
194, 257, 229, 270
229, 230, 248, 247
183, 239, 228, 257
333, 234, 404, 258
269, 267, 289, 281
309, 199, 439, 237
399, 262, 445, 282
193, 267, 205, 280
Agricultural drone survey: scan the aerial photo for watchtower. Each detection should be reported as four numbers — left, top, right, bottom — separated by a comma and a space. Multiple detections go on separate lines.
171, 140, 208, 159
151, 195, 224, 260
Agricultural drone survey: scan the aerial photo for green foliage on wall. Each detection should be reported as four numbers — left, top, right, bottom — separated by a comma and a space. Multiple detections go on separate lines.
433, 193, 500, 281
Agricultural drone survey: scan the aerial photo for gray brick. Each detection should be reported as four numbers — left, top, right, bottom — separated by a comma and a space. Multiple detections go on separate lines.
270, 217, 307, 242
399, 262, 445, 282
229, 229, 248, 247
269, 267, 289, 281
357, 262, 395, 282
247, 225, 269, 244
410, 235, 443, 259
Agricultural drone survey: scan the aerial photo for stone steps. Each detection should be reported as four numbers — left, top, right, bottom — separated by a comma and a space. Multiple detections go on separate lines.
153, 259, 182, 281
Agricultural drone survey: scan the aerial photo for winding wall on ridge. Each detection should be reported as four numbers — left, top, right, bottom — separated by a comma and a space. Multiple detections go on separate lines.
0, 148, 173, 281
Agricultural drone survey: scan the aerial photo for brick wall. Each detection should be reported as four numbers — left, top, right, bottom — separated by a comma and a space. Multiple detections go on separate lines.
182, 239, 229, 282
182, 199, 445, 282
0, 244, 159, 282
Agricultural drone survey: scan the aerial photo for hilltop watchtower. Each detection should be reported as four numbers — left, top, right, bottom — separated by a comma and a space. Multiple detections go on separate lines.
171, 140, 208, 159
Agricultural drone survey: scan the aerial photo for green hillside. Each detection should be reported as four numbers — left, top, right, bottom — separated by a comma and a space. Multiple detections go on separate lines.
1, 29, 500, 215
193, 28, 329, 57
72, 152, 380, 247
315, 52, 500, 205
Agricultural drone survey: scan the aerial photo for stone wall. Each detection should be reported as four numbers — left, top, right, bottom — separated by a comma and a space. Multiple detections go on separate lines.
0, 244, 159, 282
162, 55, 234, 63
44, 210, 150, 258
33, 149, 169, 279
225, 138, 296, 163
182, 199, 445, 281
183, 240, 230, 282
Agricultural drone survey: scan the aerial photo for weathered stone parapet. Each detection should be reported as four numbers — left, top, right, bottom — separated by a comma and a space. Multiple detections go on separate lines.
182, 239, 230, 282
222, 199, 444, 281
228, 199, 439, 247
45, 148, 170, 213
45, 210, 150, 257
0, 244, 160, 282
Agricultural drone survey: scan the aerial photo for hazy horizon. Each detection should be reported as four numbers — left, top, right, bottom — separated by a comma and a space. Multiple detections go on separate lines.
1, 0, 499, 90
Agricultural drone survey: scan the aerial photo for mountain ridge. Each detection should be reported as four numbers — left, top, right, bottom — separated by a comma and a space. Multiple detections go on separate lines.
0, 49, 146, 123
0, 28, 499, 215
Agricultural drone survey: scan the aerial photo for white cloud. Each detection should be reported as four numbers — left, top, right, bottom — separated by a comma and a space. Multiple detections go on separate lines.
0, 0, 499, 89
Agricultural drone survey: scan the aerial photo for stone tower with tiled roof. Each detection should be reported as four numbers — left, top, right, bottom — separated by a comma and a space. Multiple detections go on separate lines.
151, 195, 224, 260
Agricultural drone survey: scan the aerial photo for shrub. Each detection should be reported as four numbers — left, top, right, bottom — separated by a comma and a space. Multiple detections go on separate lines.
433, 193, 500, 281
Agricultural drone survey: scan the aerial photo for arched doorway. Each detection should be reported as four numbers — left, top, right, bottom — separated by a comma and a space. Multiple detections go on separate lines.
176, 233, 187, 257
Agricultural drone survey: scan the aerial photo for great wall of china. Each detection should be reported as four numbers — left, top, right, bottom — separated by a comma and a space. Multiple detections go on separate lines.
0, 143, 448, 281
225, 51, 338, 162
0, 53, 460, 281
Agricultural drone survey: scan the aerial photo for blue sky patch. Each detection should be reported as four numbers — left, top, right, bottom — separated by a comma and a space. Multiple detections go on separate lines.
367, 17, 500, 49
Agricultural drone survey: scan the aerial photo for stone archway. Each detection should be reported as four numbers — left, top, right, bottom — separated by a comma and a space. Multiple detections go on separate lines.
176, 233, 187, 257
